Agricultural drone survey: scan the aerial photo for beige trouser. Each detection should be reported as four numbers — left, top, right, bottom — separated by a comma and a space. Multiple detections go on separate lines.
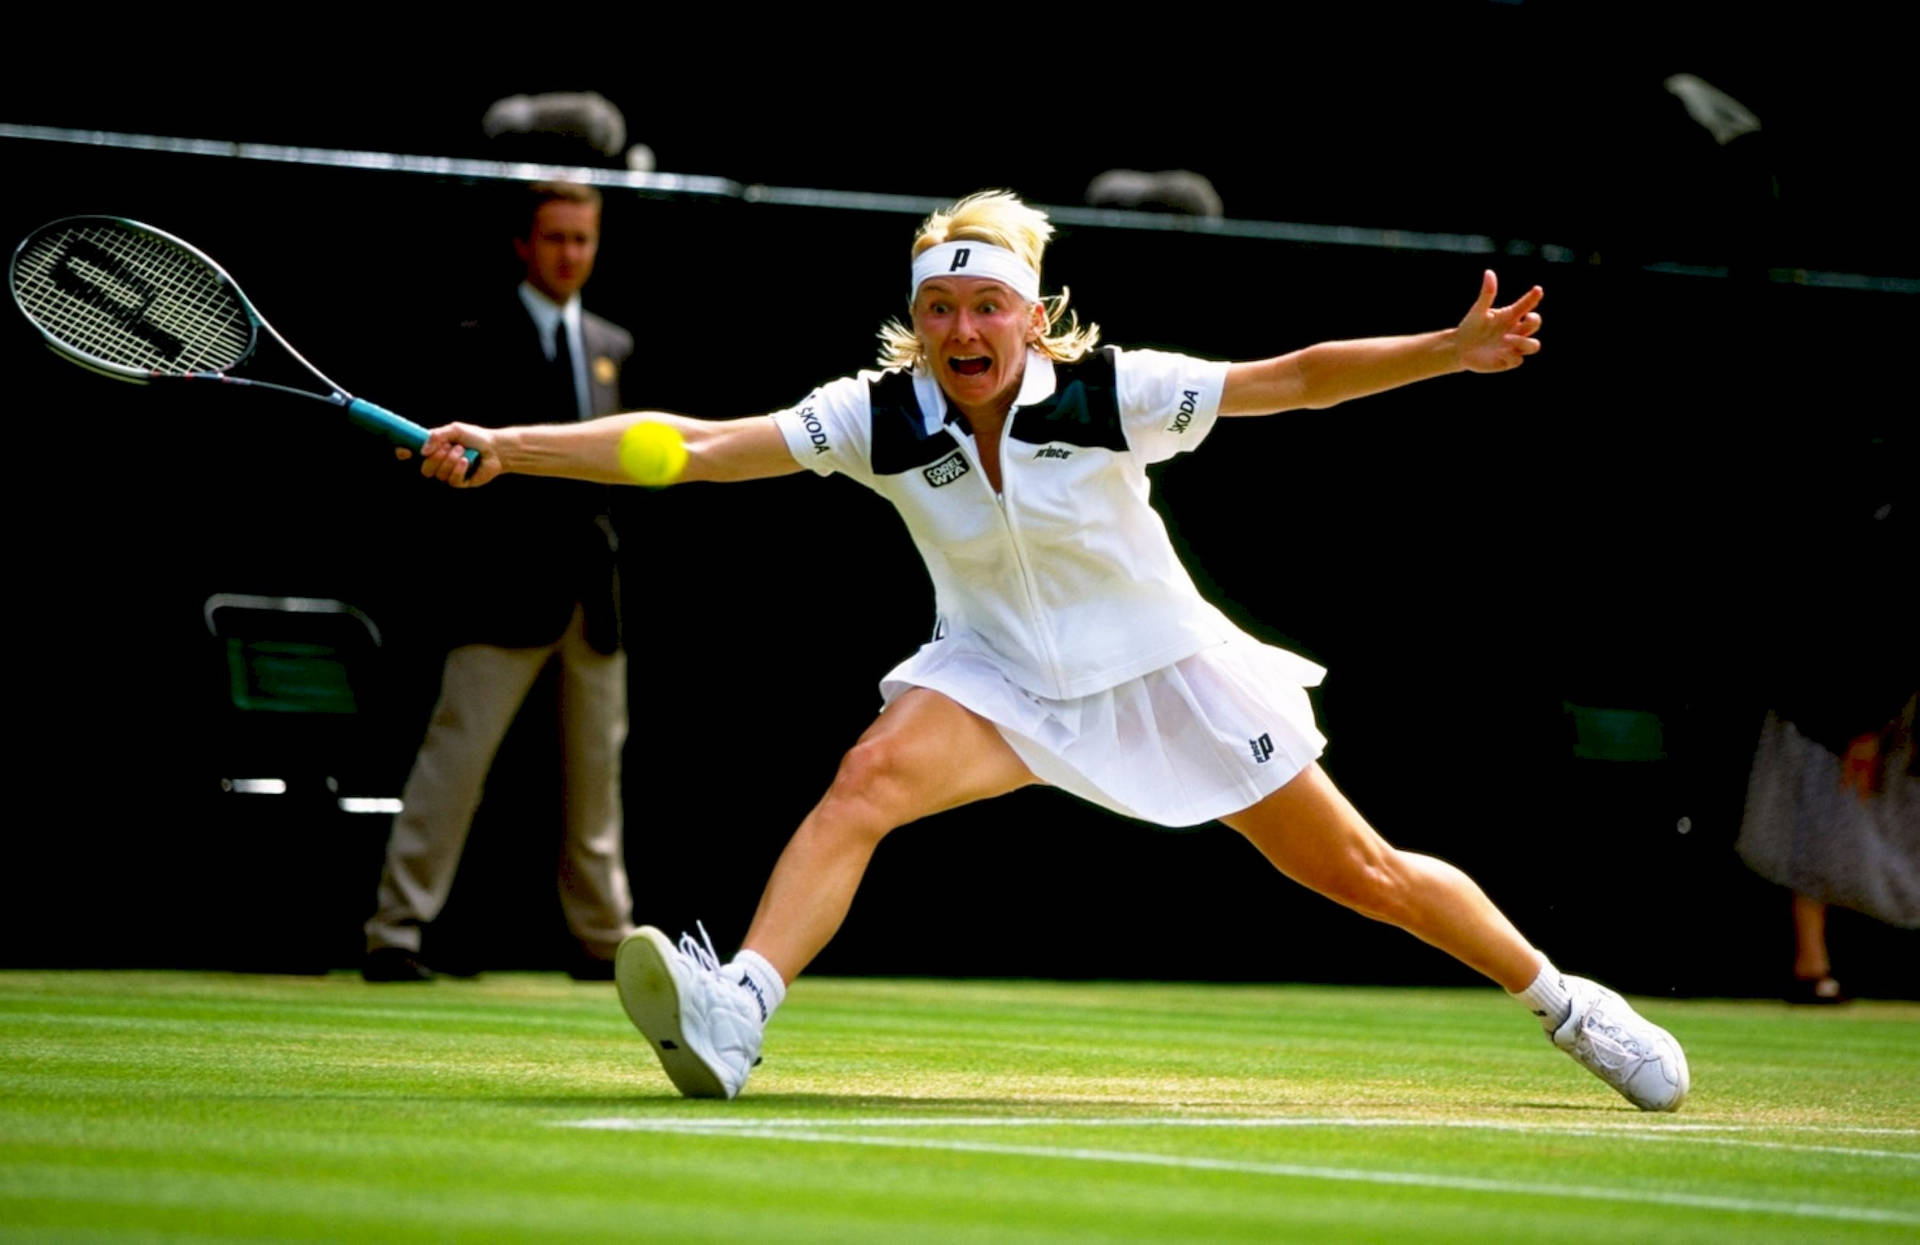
364, 605, 632, 959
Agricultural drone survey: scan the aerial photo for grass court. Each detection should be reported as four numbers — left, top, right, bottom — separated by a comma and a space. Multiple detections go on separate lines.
3, 970, 1916, 1240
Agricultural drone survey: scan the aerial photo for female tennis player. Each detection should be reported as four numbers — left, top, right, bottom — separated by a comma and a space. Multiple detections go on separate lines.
408, 190, 1689, 1111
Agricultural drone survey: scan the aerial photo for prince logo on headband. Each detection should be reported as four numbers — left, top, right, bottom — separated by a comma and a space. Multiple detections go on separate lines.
912, 241, 1041, 303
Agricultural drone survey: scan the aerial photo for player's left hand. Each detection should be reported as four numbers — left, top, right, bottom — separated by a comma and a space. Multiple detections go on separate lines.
1455, 270, 1543, 373
395, 423, 503, 488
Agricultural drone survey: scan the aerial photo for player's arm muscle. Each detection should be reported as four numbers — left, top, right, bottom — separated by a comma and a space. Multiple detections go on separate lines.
674, 414, 804, 483
504, 412, 799, 484
1219, 333, 1460, 415
420, 412, 803, 486
1218, 272, 1543, 416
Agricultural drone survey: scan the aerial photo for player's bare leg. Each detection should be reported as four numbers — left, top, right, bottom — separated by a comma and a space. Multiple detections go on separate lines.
743, 688, 1039, 982
1792, 893, 1833, 982
1220, 763, 1542, 989
1224, 763, 1688, 1110
616, 688, 1034, 1098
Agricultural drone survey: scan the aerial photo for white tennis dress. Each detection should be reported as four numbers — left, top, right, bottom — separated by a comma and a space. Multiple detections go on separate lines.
769, 346, 1325, 826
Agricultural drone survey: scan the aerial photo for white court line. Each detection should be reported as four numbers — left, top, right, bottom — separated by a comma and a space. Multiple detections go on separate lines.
560, 1115, 1920, 1160
563, 1114, 1920, 1135
555, 1117, 1920, 1227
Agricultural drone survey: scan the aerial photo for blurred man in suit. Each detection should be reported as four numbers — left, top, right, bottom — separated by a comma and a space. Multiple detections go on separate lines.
365, 182, 634, 981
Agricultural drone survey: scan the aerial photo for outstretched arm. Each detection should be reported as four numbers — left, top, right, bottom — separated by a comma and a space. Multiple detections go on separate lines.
404, 412, 803, 489
1219, 270, 1543, 417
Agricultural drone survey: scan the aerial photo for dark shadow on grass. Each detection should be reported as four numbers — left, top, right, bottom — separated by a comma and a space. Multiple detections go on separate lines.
1504, 1100, 1660, 1114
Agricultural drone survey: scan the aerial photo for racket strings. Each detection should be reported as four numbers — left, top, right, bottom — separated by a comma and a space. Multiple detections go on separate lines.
12, 222, 251, 375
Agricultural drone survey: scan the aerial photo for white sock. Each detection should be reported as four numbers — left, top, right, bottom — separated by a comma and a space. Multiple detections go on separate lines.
1510, 960, 1573, 1032
725, 949, 787, 1026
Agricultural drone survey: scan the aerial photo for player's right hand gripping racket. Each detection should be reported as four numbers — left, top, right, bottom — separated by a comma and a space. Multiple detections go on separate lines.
9, 215, 477, 468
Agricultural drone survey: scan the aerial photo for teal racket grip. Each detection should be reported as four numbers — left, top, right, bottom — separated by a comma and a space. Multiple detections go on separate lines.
347, 398, 482, 471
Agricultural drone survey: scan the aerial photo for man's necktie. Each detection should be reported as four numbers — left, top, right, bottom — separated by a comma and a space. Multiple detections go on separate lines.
553, 317, 579, 419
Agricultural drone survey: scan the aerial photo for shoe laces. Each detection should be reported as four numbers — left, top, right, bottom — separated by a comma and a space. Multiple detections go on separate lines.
677, 921, 723, 976
1580, 999, 1651, 1068
676, 921, 762, 1021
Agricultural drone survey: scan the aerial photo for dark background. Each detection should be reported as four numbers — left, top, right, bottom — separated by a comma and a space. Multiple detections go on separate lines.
2, 14, 1913, 997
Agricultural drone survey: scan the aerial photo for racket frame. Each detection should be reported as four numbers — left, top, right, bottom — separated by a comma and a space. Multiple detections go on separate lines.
10, 215, 467, 463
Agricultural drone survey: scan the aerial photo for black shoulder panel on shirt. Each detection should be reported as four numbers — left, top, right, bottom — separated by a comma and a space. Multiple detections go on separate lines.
1009, 347, 1126, 452
868, 369, 962, 475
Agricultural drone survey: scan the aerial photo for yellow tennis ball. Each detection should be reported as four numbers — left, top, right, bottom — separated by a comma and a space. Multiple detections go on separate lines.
617, 421, 688, 487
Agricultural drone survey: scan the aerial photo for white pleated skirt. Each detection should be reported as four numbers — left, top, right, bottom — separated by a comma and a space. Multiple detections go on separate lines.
879, 630, 1328, 828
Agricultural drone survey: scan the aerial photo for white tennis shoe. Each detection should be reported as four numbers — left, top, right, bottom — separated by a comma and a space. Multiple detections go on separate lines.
615, 924, 764, 1099
1552, 976, 1690, 1111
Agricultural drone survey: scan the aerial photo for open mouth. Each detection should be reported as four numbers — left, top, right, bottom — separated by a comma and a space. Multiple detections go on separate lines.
948, 356, 990, 377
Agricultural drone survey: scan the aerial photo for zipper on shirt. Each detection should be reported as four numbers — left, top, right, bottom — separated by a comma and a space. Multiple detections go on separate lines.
976, 411, 1067, 696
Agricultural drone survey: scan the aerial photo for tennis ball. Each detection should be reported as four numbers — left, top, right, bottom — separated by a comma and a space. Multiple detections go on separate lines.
618, 420, 688, 487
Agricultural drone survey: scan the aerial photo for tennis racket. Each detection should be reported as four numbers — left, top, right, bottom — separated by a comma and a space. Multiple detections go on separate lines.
9, 215, 477, 468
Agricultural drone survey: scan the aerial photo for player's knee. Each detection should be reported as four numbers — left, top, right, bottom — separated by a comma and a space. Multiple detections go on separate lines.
819, 737, 918, 839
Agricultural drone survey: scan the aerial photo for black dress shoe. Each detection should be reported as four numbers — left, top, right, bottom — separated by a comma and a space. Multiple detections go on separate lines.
566, 952, 616, 981
423, 954, 484, 980
1787, 975, 1850, 1005
363, 947, 436, 982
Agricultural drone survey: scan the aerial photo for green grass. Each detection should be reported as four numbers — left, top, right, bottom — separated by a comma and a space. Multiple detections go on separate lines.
2, 972, 1916, 1241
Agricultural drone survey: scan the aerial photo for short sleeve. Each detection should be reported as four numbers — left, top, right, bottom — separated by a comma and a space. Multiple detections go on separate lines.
1113, 348, 1231, 464
768, 374, 875, 485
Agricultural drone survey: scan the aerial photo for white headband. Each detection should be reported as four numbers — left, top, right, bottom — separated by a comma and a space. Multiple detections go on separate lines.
911, 241, 1040, 303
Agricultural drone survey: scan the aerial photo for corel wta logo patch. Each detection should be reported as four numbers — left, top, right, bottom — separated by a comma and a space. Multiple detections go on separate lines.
923, 452, 971, 488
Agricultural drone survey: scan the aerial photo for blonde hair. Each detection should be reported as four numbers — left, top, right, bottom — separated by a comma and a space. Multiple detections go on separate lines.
877, 190, 1100, 369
